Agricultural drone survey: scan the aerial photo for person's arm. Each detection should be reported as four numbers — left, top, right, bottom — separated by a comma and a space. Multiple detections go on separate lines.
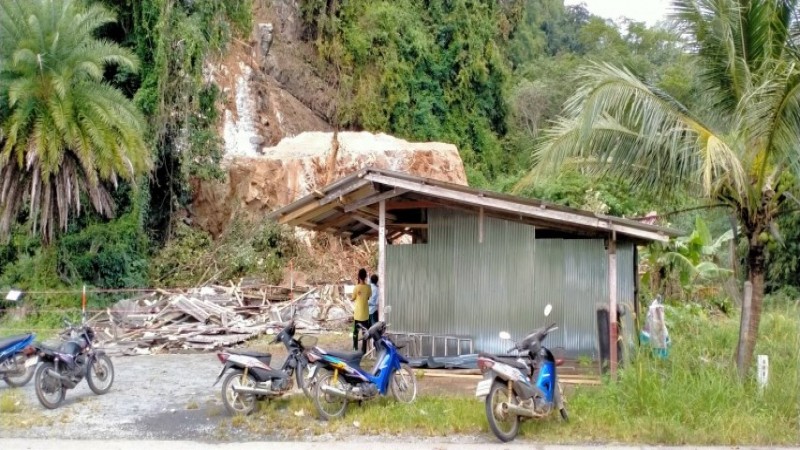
368, 286, 378, 308
351, 285, 358, 302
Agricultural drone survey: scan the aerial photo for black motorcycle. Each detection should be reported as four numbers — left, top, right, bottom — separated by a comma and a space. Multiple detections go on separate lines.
33, 320, 114, 409
214, 319, 318, 415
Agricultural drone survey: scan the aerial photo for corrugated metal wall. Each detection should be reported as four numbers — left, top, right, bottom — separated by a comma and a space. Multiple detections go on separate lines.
386, 209, 635, 357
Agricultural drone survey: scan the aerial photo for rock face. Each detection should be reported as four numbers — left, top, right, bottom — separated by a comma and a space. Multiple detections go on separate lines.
192, 131, 467, 236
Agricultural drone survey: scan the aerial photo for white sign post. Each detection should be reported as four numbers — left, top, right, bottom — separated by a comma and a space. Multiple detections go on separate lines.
757, 354, 769, 392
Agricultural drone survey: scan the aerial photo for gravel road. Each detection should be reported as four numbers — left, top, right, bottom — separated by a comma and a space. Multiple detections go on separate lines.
1, 353, 227, 439
0, 351, 477, 441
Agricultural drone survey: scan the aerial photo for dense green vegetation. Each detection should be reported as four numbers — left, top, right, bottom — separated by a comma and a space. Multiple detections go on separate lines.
0, 0, 799, 331
531, 0, 800, 373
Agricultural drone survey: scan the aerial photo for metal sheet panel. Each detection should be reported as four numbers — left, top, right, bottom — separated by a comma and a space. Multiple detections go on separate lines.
386, 209, 636, 357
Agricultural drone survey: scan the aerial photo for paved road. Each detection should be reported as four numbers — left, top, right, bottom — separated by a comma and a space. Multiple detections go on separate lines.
1, 440, 795, 450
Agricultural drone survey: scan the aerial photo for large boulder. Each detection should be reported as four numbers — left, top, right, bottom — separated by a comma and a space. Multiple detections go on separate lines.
191, 131, 467, 235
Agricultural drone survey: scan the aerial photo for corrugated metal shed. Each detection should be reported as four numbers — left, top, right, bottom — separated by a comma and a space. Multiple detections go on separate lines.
387, 209, 635, 357
266, 167, 680, 367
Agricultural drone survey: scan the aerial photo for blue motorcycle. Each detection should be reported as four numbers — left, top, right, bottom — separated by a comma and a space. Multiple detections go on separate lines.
311, 320, 416, 419
475, 304, 568, 442
0, 332, 38, 387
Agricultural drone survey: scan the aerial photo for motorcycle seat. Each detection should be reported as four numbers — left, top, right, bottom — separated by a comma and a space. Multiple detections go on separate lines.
324, 349, 364, 366
479, 352, 530, 371
0, 334, 32, 350
227, 350, 272, 364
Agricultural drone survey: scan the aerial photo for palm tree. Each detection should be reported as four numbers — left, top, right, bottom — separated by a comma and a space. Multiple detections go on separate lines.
530, 0, 800, 376
0, 0, 150, 242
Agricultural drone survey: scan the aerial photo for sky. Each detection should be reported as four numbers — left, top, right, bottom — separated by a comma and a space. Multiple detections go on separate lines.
564, 0, 672, 26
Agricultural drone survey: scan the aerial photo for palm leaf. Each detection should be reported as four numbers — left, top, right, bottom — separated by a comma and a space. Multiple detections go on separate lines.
0, 0, 150, 242
531, 62, 747, 199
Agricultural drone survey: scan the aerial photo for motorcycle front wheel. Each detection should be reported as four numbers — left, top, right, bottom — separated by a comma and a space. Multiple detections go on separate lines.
485, 380, 520, 442
87, 354, 115, 395
34, 362, 65, 409
312, 371, 348, 420
390, 363, 417, 404
2, 354, 35, 387
296, 362, 316, 399
221, 371, 258, 415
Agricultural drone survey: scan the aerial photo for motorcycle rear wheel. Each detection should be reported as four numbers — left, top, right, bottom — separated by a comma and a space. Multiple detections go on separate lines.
221, 371, 258, 415
313, 371, 348, 420
2, 354, 35, 387
485, 380, 520, 442
34, 362, 65, 409
87, 354, 115, 395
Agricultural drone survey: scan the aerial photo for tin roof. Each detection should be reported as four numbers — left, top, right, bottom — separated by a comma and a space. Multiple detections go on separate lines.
266, 167, 682, 243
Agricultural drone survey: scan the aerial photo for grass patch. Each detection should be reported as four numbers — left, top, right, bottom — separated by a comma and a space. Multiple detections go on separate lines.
542, 303, 800, 445
0, 390, 52, 429
0, 390, 21, 414
218, 305, 800, 445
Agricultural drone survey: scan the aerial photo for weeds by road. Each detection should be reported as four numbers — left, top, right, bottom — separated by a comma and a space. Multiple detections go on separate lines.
1, 304, 797, 445
219, 304, 800, 445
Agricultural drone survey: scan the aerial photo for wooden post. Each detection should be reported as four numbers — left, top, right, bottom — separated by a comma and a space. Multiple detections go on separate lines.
378, 199, 387, 322
608, 234, 618, 380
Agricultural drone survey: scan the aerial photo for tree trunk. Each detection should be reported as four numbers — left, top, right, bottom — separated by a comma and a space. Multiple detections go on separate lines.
736, 239, 766, 378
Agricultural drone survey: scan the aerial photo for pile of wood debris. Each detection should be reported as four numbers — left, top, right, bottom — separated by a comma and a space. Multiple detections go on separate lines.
89, 282, 355, 355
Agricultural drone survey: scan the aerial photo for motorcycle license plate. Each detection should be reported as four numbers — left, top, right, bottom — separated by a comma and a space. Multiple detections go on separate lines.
475, 379, 492, 398
24, 356, 38, 368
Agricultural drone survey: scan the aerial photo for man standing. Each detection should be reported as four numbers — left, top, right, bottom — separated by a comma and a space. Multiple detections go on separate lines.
351, 268, 371, 352
368, 274, 379, 326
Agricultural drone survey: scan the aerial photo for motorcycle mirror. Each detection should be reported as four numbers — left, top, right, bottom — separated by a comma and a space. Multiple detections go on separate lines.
544, 304, 553, 317
498, 331, 512, 340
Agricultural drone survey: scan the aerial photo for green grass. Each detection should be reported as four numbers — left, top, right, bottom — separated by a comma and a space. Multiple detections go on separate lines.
220, 304, 800, 444
0, 390, 21, 414
526, 303, 800, 445
0, 389, 52, 429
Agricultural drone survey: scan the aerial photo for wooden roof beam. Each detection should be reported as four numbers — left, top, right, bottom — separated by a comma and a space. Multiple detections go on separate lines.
365, 173, 668, 242
344, 188, 409, 212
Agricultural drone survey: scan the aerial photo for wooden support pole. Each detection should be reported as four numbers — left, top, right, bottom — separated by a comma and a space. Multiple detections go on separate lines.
378, 199, 387, 322
608, 233, 618, 380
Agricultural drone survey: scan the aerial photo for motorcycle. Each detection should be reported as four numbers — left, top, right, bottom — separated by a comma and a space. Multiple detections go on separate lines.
33, 320, 115, 409
475, 304, 568, 442
214, 319, 318, 415
0, 332, 38, 387
311, 319, 416, 420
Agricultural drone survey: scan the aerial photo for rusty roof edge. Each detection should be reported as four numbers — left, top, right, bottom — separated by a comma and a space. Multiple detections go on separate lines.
361, 168, 683, 240
265, 166, 684, 240
265, 169, 370, 222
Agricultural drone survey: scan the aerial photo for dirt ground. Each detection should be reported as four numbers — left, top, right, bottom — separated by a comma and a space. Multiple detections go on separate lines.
0, 337, 476, 441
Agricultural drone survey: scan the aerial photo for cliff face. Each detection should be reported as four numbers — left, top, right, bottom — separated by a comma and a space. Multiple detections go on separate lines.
194, 1, 468, 236
192, 131, 467, 236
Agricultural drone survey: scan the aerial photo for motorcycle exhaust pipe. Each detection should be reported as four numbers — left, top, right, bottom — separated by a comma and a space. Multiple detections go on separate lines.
44, 368, 77, 389
500, 402, 537, 418
319, 383, 362, 401
231, 386, 275, 396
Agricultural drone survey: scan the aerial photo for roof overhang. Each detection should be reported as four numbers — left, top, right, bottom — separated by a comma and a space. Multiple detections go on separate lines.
266, 168, 683, 243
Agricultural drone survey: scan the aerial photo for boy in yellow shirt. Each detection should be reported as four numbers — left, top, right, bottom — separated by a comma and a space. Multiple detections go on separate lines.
352, 268, 372, 352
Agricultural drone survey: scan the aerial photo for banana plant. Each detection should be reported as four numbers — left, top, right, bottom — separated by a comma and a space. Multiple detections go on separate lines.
641, 216, 733, 300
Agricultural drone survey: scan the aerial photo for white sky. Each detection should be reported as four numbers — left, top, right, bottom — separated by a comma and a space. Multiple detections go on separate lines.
564, 0, 672, 26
